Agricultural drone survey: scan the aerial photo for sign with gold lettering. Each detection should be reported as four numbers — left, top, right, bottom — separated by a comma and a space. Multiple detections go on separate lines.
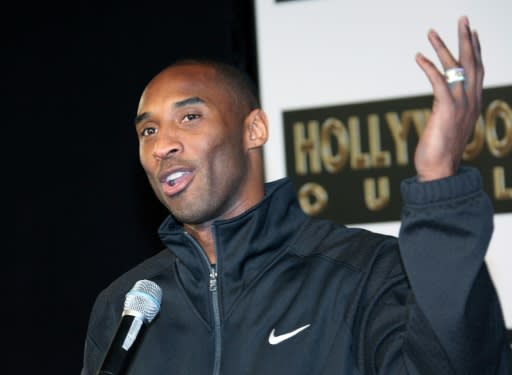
284, 85, 512, 224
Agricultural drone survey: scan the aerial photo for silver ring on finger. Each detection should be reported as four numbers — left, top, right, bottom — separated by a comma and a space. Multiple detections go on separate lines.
444, 67, 466, 87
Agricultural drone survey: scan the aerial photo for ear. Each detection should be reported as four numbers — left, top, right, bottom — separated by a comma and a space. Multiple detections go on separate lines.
244, 109, 269, 150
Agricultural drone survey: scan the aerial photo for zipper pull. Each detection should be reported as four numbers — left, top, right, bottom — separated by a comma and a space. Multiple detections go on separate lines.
209, 266, 218, 292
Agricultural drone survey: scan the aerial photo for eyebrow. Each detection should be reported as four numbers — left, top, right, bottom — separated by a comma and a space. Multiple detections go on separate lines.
134, 112, 150, 126
134, 96, 206, 126
174, 96, 205, 108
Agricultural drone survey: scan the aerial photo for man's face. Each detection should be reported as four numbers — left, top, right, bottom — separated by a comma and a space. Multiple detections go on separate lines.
135, 64, 251, 226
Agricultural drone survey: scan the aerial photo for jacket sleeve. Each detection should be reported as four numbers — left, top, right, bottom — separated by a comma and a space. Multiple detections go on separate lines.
395, 166, 511, 374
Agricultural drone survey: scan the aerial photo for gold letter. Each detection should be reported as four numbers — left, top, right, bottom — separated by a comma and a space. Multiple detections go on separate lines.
349, 116, 371, 169
485, 100, 512, 158
368, 114, 391, 168
298, 182, 328, 216
363, 177, 390, 211
320, 117, 349, 173
293, 121, 322, 175
385, 109, 428, 166
493, 166, 512, 200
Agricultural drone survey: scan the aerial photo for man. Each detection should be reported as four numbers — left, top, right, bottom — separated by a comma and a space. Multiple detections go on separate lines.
81, 16, 511, 374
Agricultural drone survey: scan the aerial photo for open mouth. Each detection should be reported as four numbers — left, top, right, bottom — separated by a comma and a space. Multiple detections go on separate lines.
160, 169, 194, 196
166, 170, 190, 186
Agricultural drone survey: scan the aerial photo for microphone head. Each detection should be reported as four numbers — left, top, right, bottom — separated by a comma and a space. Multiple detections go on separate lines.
123, 279, 162, 324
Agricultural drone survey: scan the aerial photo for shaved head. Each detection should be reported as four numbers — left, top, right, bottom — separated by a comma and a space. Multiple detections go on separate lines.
161, 58, 260, 120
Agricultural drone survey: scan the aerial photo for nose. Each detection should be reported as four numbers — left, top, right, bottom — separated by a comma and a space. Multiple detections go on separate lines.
151, 129, 183, 160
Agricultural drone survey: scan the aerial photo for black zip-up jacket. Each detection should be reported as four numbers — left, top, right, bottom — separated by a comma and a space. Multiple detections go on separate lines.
81, 167, 512, 374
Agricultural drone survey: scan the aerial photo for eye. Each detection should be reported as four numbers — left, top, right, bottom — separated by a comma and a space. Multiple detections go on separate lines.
182, 113, 201, 123
140, 127, 157, 137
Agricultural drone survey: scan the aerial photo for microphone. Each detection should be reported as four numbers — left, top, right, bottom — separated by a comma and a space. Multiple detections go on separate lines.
96, 279, 163, 375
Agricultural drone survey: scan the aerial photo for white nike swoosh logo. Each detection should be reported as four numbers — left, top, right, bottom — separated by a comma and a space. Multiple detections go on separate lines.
268, 324, 311, 345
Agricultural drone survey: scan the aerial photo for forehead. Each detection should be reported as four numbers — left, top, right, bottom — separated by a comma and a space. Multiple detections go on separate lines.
138, 64, 229, 111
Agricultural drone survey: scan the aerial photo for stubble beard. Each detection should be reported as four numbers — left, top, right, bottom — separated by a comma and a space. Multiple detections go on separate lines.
164, 182, 225, 226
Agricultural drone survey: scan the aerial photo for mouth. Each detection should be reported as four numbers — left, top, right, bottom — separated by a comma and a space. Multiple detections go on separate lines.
159, 168, 194, 197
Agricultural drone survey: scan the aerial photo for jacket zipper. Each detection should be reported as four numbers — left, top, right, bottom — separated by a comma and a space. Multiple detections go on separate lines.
209, 264, 221, 375
184, 232, 222, 375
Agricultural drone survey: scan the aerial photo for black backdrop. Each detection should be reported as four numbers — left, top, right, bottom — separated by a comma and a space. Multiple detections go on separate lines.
12, 1, 257, 373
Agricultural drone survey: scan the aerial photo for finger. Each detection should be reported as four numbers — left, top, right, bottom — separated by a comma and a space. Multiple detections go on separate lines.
457, 16, 477, 95
427, 29, 458, 70
427, 29, 466, 96
415, 52, 453, 103
471, 30, 484, 96
458, 16, 476, 74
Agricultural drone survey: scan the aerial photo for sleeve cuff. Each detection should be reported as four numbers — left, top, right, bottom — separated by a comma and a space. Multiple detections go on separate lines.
400, 166, 483, 206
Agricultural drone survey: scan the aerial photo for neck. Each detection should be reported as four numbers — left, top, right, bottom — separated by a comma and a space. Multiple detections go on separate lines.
185, 224, 217, 263
184, 193, 265, 264
185, 163, 266, 264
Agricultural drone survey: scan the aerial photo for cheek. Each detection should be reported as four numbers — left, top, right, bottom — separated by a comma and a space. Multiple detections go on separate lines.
139, 156, 161, 190
209, 138, 246, 177
139, 155, 152, 175
139, 143, 156, 171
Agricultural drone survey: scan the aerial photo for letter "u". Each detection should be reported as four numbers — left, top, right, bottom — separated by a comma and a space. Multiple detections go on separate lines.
363, 177, 390, 211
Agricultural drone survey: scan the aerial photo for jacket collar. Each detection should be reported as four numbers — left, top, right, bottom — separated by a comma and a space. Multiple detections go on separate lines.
158, 177, 308, 318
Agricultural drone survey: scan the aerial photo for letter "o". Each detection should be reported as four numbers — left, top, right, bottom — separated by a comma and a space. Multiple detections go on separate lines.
298, 183, 328, 216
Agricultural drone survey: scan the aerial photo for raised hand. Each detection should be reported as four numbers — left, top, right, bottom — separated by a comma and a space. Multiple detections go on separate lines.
414, 16, 484, 181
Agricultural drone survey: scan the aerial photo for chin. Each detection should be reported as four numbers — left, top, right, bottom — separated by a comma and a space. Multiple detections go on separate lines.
172, 205, 220, 226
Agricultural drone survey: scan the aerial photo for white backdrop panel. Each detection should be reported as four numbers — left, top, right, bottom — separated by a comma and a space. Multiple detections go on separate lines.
254, 0, 512, 326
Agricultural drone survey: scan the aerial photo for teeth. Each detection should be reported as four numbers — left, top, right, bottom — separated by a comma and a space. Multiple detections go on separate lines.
165, 171, 188, 186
